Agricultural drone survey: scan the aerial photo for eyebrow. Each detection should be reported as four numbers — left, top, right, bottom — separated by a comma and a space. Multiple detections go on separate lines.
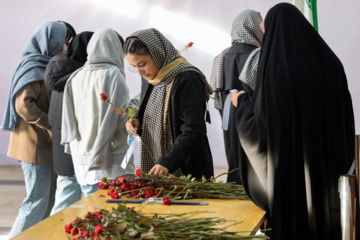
136, 60, 147, 65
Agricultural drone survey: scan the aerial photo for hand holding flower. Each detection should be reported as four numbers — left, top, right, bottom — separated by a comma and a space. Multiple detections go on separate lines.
126, 118, 140, 134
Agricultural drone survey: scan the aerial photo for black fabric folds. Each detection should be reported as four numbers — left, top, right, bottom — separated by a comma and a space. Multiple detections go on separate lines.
235, 3, 355, 240
44, 31, 93, 176
66, 31, 93, 63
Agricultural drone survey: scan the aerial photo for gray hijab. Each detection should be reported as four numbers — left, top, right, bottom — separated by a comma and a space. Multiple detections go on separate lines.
84, 28, 125, 77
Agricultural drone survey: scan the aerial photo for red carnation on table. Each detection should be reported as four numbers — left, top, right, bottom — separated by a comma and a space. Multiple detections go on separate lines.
81, 231, 89, 238
94, 224, 105, 235
65, 223, 73, 233
135, 168, 141, 176
163, 196, 171, 205
111, 192, 120, 199
72, 228, 79, 236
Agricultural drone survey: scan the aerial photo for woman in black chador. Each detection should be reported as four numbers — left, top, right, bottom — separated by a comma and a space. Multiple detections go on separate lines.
232, 3, 355, 240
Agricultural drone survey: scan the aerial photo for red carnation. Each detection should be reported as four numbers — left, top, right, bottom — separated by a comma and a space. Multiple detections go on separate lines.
107, 189, 115, 195
94, 211, 103, 217
100, 93, 108, 101
72, 228, 79, 235
136, 168, 141, 176
94, 224, 105, 235
110, 180, 119, 186
97, 182, 105, 189
111, 192, 119, 199
65, 223, 73, 233
118, 176, 126, 183
81, 231, 89, 238
163, 196, 171, 205
188, 42, 194, 47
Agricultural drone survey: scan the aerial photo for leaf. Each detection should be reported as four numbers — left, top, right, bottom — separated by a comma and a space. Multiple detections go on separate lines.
127, 229, 139, 237
186, 174, 192, 179
201, 175, 206, 183
114, 107, 124, 115
141, 232, 155, 238
191, 177, 196, 182
140, 216, 152, 224
117, 204, 128, 212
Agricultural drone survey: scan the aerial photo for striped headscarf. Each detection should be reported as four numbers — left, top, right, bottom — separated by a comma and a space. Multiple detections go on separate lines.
210, 10, 263, 110
126, 28, 212, 175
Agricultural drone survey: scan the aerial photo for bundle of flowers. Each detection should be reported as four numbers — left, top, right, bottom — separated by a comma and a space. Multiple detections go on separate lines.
65, 204, 268, 239
98, 169, 248, 202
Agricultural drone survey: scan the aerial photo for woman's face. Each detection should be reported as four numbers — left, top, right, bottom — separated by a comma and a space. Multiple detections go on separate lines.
125, 53, 158, 80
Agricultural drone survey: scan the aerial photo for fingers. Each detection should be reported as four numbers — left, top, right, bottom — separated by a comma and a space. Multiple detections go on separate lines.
231, 92, 238, 107
126, 121, 137, 134
148, 165, 169, 176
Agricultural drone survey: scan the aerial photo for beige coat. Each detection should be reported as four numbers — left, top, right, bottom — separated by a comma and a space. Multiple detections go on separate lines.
7, 81, 53, 164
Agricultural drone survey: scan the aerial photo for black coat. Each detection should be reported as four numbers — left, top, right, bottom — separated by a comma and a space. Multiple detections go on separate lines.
44, 55, 83, 175
138, 71, 214, 179
221, 43, 257, 184
235, 3, 355, 240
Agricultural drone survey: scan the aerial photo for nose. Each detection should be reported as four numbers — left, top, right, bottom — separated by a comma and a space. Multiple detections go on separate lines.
137, 68, 146, 76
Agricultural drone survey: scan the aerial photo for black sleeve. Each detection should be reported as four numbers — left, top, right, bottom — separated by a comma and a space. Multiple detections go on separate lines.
235, 93, 257, 140
157, 73, 205, 172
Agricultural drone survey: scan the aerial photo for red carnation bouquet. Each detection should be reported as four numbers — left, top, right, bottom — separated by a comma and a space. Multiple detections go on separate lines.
98, 168, 248, 206
64, 204, 269, 239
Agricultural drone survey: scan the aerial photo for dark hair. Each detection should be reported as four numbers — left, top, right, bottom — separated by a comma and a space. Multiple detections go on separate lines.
115, 32, 125, 48
57, 20, 76, 43
123, 37, 150, 55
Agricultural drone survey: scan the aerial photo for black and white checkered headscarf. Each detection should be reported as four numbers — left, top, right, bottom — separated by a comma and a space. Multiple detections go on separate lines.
210, 10, 263, 109
231, 10, 263, 46
239, 48, 261, 91
127, 28, 212, 175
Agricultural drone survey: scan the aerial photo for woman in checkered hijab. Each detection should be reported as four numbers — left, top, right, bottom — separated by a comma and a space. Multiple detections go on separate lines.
209, 10, 263, 184
124, 28, 214, 179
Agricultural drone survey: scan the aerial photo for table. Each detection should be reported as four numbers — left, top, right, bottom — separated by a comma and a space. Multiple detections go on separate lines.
13, 190, 266, 239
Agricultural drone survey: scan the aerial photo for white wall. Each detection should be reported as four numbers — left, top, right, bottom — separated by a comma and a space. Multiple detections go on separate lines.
0, 0, 359, 167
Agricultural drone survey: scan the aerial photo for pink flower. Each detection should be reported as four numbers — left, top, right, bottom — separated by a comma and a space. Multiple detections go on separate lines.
136, 168, 141, 176
94, 225, 104, 235
100, 93, 108, 101
163, 196, 171, 205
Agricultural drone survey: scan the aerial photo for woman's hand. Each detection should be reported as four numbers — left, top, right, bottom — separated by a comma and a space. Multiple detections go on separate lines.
126, 118, 140, 134
231, 91, 245, 107
148, 164, 169, 176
